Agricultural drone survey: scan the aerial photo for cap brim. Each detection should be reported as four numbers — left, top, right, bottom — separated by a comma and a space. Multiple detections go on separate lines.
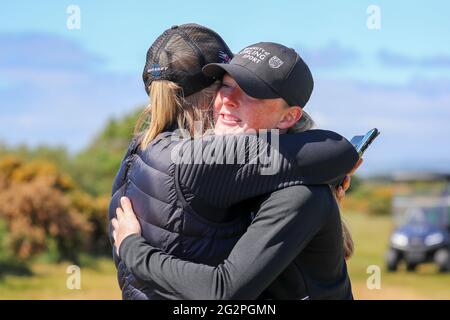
203, 63, 279, 100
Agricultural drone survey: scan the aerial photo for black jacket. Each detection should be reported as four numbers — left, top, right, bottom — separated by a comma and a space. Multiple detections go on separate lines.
109, 130, 358, 299
120, 184, 352, 299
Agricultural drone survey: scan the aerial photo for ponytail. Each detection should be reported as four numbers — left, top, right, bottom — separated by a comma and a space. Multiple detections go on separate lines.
134, 80, 219, 150
135, 81, 182, 149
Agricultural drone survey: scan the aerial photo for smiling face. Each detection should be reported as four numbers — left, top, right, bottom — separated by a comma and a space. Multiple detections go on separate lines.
213, 74, 302, 134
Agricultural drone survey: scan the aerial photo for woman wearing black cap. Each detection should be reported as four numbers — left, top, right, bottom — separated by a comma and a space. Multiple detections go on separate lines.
109, 24, 359, 300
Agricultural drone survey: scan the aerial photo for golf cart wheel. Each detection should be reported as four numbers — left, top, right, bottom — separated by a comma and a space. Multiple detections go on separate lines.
386, 248, 399, 272
434, 248, 450, 272
406, 262, 417, 272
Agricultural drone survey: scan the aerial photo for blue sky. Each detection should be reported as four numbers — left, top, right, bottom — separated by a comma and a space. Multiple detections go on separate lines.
1, 1, 450, 175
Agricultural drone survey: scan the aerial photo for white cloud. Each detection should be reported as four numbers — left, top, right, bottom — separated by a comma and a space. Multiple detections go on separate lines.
0, 33, 146, 151
307, 76, 450, 175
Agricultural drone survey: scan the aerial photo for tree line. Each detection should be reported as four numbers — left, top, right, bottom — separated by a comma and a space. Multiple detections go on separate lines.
0, 106, 392, 267
0, 108, 142, 265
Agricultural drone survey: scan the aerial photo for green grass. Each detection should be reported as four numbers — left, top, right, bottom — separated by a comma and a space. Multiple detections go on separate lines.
345, 212, 450, 299
0, 213, 449, 300
0, 257, 121, 300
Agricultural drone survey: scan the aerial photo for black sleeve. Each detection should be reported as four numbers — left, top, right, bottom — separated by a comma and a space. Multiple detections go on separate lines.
175, 130, 358, 209
119, 185, 333, 300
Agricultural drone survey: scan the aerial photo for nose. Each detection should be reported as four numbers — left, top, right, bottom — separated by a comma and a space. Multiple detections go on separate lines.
222, 86, 240, 109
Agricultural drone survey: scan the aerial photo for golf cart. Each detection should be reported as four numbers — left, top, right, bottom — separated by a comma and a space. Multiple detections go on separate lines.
385, 172, 450, 272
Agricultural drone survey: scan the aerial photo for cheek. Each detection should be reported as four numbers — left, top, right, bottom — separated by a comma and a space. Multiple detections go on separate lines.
243, 105, 279, 129
255, 116, 274, 128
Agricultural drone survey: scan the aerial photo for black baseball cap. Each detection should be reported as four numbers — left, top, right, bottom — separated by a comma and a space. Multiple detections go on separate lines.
203, 42, 314, 108
143, 23, 233, 97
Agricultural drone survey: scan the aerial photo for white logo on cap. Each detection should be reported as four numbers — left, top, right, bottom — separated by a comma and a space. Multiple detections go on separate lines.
148, 64, 168, 77
269, 56, 284, 68
239, 47, 270, 64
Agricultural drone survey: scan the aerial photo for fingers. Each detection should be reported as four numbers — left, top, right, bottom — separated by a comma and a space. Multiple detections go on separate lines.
355, 158, 363, 170
336, 186, 345, 200
358, 157, 363, 166
120, 197, 134, 216
337, 158, 362, 202
342, 175, 351, 192
335, 175, 350, 192
111, 218, 119, 243
111, 217, 119, 230
349, 158, 363, 175
116, 207, 124, 222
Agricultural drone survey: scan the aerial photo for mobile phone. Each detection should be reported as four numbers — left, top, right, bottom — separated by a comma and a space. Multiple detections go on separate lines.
349, 128, 380, 157
336, 128, 380, 187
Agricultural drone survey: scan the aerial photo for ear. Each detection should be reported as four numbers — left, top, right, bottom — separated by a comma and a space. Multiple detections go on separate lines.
277, 106, 302, 130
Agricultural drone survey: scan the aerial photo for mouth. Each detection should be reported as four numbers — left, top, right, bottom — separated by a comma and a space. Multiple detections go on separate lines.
219, 113, 241, 125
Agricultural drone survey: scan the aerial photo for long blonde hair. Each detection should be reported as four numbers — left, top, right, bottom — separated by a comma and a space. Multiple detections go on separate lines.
288, 111, 354, 260
135, 80, 220, 150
